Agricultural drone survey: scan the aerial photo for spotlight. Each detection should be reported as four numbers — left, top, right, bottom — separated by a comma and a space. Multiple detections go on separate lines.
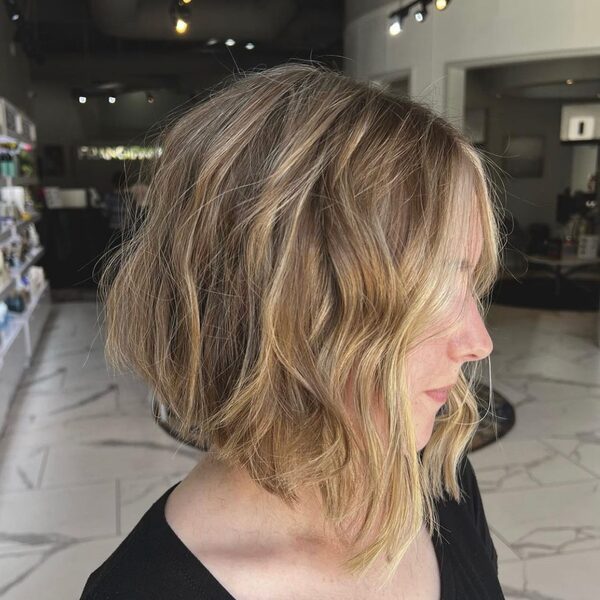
169, 0, 190, 35
415, 3, 428, 22
108, 96, 116, 104
566, 79, 574, 85
225, 38, 236, 46
78, 95, 87, 104
175, 18, 188, 34
206, 38, 218, 45
245, 42, 255, 50
5, 0, 21, 21
435, 0, 450, 10
146, 93, 155, 103
388, 11, 403, 36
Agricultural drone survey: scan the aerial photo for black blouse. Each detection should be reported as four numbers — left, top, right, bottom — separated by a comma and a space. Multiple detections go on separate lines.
79, 456, 505, 599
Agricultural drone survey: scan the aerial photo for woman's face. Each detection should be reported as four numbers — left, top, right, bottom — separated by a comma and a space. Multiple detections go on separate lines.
406, 223, 493, 451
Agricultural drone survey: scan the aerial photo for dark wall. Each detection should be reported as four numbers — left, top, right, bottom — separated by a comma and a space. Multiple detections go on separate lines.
32, 84, 191, 190
0, 11, 33, 116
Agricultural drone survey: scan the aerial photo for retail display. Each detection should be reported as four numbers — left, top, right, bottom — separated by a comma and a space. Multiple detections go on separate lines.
0, 98, 49, 434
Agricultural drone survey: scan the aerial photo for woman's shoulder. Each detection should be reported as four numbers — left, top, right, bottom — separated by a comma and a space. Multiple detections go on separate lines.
78, 481, 193, 599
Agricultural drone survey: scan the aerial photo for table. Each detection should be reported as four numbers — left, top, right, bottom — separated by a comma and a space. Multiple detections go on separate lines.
525, 254, 600, 296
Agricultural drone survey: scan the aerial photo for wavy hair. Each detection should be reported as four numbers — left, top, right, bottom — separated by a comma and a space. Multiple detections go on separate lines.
100, 62, 505, 586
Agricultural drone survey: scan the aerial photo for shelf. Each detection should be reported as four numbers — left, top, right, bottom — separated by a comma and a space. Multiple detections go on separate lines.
16, 213, 41, 234
0, 217, 42, 250
0, 314, 25, 366
0, 227, 11, 247
0, 280, 49, 368
13, 280, 49, 323
0, 278, 15, 301
0, 175, 38, 187
10, 246, 45, 280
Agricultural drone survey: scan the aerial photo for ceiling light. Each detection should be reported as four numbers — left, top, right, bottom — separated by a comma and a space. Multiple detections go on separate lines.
170, 0, 191, 34
245, 42, 255, 50
206, 38, 218, 45
146, 93, 155, 103
435, 0, 450, 10
78, 96, 87, 104
175, 18, 188, 34
389, 12, 403, 36
415, 3, 428, 22
180, 0, 192, 4
108, 96, 116, 104
5, 0, 21, 21
565, 79, 574, 85
225, 38, 236, 46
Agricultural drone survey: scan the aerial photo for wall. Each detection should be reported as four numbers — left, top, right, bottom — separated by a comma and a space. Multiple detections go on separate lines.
465, 73, 573, 235
571, 146, 598, 194
344, 0, 600, 118
344, 0, 600, 234
32, 84, 190, 190
0, 11, 33, 115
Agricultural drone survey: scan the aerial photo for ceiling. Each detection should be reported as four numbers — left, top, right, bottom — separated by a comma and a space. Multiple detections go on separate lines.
470, 56, 600, 102
14, 0, 345, 97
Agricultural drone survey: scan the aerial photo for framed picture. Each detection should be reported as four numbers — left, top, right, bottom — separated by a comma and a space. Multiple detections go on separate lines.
502, 135, 545, 178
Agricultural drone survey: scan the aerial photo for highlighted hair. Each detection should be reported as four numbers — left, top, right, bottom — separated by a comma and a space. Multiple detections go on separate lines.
100, 63, 505, 586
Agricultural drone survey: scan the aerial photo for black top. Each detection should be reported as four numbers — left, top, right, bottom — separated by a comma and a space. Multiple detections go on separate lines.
79, 457, 505, 599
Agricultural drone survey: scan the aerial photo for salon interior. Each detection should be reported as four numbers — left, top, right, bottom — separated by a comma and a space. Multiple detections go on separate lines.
0, 0, 598, 597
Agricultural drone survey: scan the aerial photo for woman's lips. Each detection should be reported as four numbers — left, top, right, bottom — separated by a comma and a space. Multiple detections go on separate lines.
425, 388, 450, 404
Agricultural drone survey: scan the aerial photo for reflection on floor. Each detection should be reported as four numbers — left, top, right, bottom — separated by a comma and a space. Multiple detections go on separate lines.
0, 302, 598, 599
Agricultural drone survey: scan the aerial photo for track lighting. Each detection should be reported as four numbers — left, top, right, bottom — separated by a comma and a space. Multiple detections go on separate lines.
389, 0, 450, 35
388, 10, 404, 36
175, 18, 188, 34
415, 2, 428, 22
169, 0, 190, 35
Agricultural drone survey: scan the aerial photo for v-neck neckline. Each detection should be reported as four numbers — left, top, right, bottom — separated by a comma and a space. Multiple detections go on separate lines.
154, 480, 454, 600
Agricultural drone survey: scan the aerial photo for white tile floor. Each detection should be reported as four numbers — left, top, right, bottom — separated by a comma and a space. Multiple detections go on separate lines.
0, 301, 598, 599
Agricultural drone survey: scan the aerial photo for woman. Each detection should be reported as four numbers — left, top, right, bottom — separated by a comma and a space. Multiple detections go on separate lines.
81, 63, 506, 599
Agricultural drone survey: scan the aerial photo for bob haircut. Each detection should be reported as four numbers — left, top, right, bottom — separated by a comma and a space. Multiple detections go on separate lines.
100, 62, 505, 586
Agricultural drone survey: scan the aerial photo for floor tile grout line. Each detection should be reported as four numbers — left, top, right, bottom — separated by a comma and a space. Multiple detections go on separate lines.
36, 446, 50, 489
116, 479, 121, 536
535, 438, 600, 481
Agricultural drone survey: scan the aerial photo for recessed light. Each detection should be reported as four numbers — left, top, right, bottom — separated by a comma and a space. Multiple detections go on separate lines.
566, 79, 574, 85
225, 38, 236, 46
206, 38, 218, 46
78, 96, 87, 104
245, 42, 255, 50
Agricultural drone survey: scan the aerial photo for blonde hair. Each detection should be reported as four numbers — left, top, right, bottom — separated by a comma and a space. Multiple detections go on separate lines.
100, 62, 505, 586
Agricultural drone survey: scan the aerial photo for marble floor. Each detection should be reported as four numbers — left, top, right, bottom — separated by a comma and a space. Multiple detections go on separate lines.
0, 301, 598, 599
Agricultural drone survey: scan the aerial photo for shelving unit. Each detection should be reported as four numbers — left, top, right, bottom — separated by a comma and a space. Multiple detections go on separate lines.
0, 97, 49, 432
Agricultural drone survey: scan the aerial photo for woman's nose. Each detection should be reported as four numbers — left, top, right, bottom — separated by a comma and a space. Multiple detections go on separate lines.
452, 297, 494, 363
